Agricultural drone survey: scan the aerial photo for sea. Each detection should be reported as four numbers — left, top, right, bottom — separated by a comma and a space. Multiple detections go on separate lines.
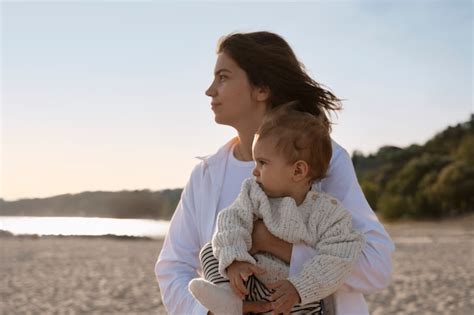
0, 216, 170, 239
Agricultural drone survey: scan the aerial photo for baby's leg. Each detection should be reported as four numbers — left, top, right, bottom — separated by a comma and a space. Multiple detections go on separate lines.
244, 273, 273, 303
188, 242, 242, 315
288, 301, 326, 314
250, 254, 327, 314
244, 275, 326, 315
199, 242, 228, 285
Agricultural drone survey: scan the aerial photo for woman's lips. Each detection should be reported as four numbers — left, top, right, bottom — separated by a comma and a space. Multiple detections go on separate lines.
211, 102, 222, 110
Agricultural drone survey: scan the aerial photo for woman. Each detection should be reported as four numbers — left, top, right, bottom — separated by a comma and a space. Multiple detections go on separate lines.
155, 31, 394, 315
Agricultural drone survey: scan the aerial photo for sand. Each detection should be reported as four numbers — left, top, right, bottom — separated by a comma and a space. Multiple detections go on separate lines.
1, 215, 473, 314
1, 236, 164, 314
366, 216, 474, 314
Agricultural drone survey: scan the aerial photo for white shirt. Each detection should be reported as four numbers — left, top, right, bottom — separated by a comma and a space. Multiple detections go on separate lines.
155, 138, 395, 315
216, 143, 255, 213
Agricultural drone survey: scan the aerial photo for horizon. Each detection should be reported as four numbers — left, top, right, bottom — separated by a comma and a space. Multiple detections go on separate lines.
2, 1, 473, 200
2, 114, 471, 202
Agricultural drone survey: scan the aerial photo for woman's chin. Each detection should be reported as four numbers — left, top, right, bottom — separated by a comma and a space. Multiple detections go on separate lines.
214, 115, 234, 127
213, 113, 225, 124
214, 117, 224, 125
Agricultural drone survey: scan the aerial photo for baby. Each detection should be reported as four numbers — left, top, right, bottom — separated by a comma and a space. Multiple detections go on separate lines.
189, 102, 365, 314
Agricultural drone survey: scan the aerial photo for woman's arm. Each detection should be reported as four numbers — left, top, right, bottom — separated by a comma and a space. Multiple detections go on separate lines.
250, 219, 293, 263
320, 145, 394, 292
155, 166, 208, 315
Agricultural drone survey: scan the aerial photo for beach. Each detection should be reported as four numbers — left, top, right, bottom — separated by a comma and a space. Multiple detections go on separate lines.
368, 216, 473, 314
1, 216, 473, 314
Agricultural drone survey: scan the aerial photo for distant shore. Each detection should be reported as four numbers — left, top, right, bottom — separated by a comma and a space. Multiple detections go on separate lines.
0, 230, 158, 241
1, 215, 473, 314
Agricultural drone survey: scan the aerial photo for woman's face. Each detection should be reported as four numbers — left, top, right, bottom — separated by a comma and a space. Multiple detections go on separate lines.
205, 52, 266, 128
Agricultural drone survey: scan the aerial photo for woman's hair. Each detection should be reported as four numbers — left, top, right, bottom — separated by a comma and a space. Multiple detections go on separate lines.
217, 31, 342, 128
256, 101, 332, 181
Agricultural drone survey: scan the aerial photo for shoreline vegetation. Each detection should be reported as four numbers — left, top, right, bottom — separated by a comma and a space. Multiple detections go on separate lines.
1, 215, 472, 314
353, 115, 473, 221
1, 115, 472, 222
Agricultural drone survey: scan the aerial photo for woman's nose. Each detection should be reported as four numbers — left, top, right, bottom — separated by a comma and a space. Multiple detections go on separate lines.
205, 81, 216, 97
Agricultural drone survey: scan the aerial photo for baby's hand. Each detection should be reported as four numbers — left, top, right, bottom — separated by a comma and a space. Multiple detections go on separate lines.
267, 280, 301, 315
226, 261, 265, 299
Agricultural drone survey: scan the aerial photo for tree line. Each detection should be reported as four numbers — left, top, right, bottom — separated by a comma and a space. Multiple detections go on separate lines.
353, 115, 473, 220
0, 189, 182, 220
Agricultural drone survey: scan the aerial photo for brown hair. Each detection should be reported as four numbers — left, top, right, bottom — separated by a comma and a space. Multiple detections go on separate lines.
256, 101, 332, 181
217, 31, 342, 128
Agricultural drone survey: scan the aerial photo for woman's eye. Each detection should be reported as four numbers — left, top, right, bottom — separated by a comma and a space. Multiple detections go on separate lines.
219, 75, 227, 81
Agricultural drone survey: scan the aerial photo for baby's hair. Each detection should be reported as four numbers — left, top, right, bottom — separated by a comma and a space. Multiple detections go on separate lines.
256, 101, 332, 181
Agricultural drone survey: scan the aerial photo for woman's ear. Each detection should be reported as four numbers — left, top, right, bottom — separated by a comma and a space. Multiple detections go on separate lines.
254, 85, 270, 102
293, 160, 309, 182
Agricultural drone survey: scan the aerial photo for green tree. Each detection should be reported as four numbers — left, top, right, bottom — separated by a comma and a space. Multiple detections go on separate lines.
377, 154, 451, 219
360, 180, 379, 210
455, 134, 474, 164
428, 161, 474, 216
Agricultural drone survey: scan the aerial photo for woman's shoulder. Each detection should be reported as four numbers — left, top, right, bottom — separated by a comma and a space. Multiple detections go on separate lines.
196, 138, 237, 164
327, 139, 354, 173
330, 138, 348, 162
188, 138, 237, 180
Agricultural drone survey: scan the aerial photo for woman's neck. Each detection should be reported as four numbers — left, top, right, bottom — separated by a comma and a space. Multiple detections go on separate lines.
234, 130, 255, 161
233, 104, 267, 161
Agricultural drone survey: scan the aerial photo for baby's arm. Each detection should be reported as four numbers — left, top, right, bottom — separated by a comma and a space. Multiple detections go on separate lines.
212, 178, 259, 278
288, 195, 365, 305
226, 261, 265, 298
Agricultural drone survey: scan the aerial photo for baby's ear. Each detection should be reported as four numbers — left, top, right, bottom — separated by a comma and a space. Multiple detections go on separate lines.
293, 160, 309, 181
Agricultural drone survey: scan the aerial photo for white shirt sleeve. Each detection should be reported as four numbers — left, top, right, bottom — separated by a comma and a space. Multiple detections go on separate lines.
289, 143, 395, 293
155, 165, 208, 315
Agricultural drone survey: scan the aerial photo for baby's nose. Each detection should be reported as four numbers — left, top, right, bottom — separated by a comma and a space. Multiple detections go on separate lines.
252, 168, 259, 177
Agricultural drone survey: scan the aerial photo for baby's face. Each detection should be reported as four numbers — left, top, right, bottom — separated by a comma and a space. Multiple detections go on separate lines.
252, 136, 294, 198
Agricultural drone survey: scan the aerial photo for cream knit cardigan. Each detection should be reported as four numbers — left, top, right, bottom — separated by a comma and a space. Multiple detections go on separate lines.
212, 178, 365, 305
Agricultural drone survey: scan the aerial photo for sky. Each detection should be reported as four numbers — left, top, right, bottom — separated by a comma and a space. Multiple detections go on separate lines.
1, 0, 472, 201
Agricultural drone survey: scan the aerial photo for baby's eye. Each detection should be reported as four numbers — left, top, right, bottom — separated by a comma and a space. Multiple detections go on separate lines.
258, 160, 266, 165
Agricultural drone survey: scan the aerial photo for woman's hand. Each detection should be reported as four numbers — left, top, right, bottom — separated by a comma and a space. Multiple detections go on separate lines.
267, 280, 301, 315
242, 301, 273, 314
250, 219, 293, 263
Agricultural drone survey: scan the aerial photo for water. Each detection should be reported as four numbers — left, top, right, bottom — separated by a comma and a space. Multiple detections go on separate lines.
0, 216, 170, 239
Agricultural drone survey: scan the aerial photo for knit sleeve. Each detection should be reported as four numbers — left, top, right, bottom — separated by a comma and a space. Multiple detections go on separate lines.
212, 178, 258, 278
288, 194, 365, 304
